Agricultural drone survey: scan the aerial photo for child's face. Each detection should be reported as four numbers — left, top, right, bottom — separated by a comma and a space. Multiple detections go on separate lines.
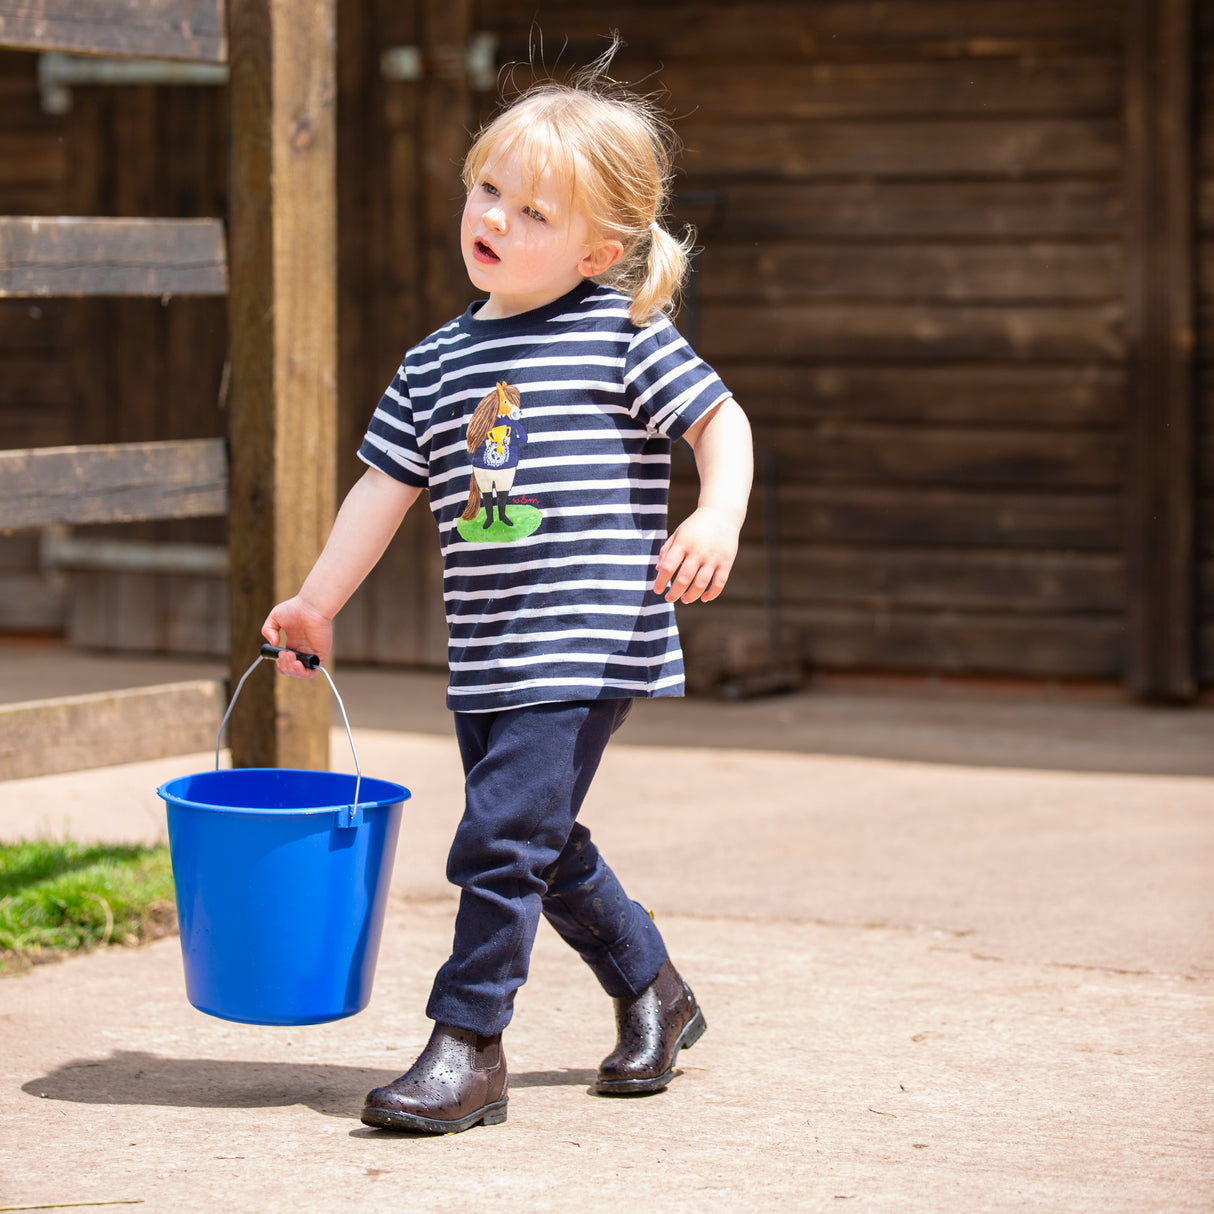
462, 145, 615, 320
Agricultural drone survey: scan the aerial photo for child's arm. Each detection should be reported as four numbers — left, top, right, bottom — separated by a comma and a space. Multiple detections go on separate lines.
261, 466, 422, 675
654, 397, 753, 604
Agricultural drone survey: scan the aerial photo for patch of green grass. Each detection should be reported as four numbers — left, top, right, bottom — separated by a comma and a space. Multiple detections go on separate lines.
456, 503, 543, 543
0, 839, 176, 974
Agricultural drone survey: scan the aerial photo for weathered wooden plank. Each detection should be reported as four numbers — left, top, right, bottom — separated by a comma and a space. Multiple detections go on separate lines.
698, 241, 1122, 304
700, 303, 1124, 364
0, 0, 226, 63
803, 616, 1122, 679
0, 305, 61, 352
489, 1, 1124, 63
0, 131, 67, 188
719, 364, 1124, 428
0, 183, 63, 214
680, 604, 1123, 681
0, 438, 227, 528
227, 0, 336, 768
724, 545, 1123, 614
0, 410, 68, 451
0, 217, 227, 297
0, 569, 64, 631
651, 57, 1120, 120
787, 609, 1123, 679
42, 533, 227, 574
1123, 0, 1198, 699
65, 569, 227, 655
680, 118, 1120, 180
684, 180, 1123, 240
0, 679, 225, 781
754, 424, 1122, 491
0, 341, 71, 405
671, 483, 1121, 552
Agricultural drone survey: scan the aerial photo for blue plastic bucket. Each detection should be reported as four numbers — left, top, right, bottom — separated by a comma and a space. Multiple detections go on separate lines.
156, 648, 410, 1026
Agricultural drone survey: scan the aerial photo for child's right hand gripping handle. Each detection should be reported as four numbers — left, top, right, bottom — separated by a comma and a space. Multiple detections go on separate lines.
260, 643, 321, 670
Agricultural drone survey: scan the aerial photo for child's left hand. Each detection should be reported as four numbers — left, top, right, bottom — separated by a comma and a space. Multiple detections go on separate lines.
655, 398, 752, 604
653, 505, 743, 604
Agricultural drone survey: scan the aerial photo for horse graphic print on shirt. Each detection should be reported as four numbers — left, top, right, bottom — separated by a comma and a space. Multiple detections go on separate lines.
457, 380, 541, 542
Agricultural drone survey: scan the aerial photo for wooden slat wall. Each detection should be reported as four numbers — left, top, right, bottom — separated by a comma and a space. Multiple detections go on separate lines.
0, 216, 227, 296
0, 439, 226, 526
0, 0, 227, 62
478, 0, 1130, 683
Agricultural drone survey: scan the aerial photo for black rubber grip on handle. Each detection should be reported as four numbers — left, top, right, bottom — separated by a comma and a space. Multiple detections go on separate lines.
260, 643, 320, 669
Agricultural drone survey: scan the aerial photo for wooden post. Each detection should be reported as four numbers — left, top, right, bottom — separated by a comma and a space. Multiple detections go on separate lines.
226, 0, 337, 766
1123, 0, 1197, 701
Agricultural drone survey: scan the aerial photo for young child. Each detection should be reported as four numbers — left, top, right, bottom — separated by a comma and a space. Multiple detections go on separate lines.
261, 49, 753, 1135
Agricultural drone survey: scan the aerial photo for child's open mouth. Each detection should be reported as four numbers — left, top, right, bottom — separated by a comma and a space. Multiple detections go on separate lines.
474, 239, 500, 265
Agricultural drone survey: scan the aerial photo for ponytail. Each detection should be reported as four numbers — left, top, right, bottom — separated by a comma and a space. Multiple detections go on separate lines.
618, 222, 695, 327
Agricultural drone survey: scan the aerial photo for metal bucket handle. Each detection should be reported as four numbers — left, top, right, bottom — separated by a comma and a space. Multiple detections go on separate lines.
215, 644, 364, 828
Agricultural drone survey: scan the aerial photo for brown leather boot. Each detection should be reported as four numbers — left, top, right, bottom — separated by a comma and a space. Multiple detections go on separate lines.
595, 960, 706, 1095
361, 1023, 508, 1133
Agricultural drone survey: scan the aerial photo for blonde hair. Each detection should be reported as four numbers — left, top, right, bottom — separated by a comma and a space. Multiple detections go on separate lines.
462, 41, 693, 327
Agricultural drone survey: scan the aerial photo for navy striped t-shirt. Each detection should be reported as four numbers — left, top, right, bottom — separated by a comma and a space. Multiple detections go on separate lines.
358, 281, 730, 712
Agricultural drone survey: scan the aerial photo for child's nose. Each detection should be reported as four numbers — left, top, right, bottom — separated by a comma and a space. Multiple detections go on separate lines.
483, 204, 507, 232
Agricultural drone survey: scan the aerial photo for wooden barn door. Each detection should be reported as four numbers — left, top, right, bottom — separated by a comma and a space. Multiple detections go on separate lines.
470, 1, 1208, 699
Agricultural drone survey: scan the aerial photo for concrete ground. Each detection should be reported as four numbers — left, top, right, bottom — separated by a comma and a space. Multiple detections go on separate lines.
0, 643, 1211, 1212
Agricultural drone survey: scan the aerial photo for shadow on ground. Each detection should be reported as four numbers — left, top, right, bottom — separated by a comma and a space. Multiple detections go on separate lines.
21, 1051, 596, 1119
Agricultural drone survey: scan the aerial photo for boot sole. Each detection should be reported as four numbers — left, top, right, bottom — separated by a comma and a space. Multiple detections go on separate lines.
360, 1099, 508, 1134
594, 1006, 707, 1096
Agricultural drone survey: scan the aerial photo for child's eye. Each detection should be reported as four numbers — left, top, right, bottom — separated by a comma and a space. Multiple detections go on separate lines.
523, 206, 546, 223
482, 182, 499, 197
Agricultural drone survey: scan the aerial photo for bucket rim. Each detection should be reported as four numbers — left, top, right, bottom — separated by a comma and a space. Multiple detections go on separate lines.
156, 767, 410, 815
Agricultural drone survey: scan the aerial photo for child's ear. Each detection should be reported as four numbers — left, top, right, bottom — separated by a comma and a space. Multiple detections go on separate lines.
579, 238, 624, 278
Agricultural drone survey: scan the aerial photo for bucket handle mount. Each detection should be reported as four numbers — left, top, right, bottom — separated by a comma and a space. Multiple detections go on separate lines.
215, 645, 365, 828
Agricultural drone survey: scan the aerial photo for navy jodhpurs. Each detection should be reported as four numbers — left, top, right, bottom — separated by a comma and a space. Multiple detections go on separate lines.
425, 699, 669, 1037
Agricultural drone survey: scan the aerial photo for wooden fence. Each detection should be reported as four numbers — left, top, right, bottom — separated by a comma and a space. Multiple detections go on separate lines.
0, 0, 337, 778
